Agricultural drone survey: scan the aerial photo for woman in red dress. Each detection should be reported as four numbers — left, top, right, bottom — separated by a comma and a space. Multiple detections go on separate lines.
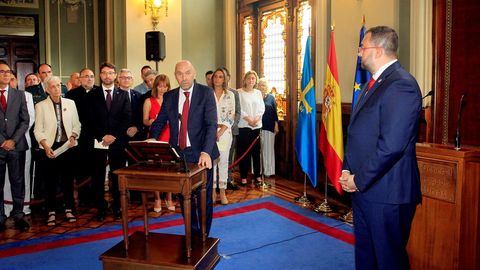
143, 74, 175, 212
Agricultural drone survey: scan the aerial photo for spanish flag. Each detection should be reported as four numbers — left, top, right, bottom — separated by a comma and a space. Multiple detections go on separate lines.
319, 29, 344, 194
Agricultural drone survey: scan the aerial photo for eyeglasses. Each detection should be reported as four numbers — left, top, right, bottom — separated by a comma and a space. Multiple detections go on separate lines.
0, 70, 12, 75
81, 75, 95, 78
358, 46, 382, 53
118, 76, 132, 80
100, 71, 116, 76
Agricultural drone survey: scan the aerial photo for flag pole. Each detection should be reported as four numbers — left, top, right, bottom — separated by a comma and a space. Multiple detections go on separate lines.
314, 172, 332, 213
294, 174, 314, 207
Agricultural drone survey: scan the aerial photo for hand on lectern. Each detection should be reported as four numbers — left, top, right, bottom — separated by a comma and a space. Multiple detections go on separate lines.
198, 152, 212, 169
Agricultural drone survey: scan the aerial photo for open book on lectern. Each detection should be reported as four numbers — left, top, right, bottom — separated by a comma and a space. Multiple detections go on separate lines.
127, 140, 181, 164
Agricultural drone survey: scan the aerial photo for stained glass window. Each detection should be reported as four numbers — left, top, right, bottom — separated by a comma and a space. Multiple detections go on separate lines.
261, 8, 286, 96
297, 1, 312, 93
242, 16, 253, 77
261, 8, 286, 119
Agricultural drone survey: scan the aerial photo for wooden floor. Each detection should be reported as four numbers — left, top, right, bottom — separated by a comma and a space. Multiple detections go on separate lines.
0, 175, 352, 246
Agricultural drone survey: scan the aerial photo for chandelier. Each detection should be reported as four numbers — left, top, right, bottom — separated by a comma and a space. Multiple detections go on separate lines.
144, 0, 168, 30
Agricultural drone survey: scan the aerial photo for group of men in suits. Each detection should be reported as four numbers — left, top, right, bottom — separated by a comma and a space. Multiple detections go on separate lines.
1, 59, 217, 238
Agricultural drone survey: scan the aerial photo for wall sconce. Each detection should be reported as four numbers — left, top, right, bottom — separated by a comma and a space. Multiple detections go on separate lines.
51, 0, 86, 11
145, 0, 168, 30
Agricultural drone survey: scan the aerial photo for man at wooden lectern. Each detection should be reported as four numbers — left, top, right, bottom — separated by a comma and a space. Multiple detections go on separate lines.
339, 26, 422, 269
150, 60, 219, 236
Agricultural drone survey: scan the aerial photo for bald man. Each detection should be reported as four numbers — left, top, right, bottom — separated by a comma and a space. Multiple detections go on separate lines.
150, 60, 219, 236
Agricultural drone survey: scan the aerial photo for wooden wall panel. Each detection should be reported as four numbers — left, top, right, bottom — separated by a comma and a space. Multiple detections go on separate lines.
433, 0, 480, 147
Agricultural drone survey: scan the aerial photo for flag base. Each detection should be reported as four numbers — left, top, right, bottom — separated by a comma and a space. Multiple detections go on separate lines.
314, 200, 333, 213
340, 209, 353, 224
294, 194, 314, 207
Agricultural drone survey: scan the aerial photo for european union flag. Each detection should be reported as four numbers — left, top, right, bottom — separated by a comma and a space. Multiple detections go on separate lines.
295, 36, 317, 187
352, 24, 371, 108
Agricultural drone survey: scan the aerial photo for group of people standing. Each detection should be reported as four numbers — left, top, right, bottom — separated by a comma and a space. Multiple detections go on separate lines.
205, 68, 280, 204
0, 59, 279, 236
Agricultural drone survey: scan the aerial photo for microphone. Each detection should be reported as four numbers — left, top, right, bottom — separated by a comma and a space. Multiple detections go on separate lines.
178, 113, 182, 120
422, 90, 434, 100
454, 93, 466, 150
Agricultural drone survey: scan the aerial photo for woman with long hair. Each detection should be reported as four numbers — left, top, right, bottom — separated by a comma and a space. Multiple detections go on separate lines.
143, 74, 175, 212
211, 68, 235, 204
237, 71, 265, 185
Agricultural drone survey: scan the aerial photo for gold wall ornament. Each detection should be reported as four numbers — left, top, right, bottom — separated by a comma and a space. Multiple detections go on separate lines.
51, 0, 86, 11
144, 0, 168, 30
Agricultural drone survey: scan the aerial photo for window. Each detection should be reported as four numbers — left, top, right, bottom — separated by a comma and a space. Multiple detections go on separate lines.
297, 1, 312, 93
242, 16, 253, 77
237, 0, 315, 121
261, 8, 286, 96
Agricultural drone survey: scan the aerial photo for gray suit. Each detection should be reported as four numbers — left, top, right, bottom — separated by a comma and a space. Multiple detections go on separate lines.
0, 87, 29, 222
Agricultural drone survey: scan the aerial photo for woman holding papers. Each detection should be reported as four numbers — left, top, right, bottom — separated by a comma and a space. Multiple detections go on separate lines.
143, 74, 175, 212
34, 76, 81, 226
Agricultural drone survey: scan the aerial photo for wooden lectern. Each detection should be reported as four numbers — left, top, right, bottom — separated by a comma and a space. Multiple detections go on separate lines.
408, 143, 480, 269
100, 141, 220, 270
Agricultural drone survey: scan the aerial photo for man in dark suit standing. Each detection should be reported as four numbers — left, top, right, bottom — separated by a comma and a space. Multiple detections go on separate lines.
118, 68, 144, 141
26, 63, 68, 105
0, 61, 30, 231
340, 26, 422, 270
65, 68, 97, 198
150, 60, 219, 236
87, 62, 131, 220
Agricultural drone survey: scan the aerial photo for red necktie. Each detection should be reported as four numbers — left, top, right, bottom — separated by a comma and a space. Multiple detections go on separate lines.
105, 89, 112, 111
367, 78, 376, 90
0, 90, 6, 111
179, 91, 190, 150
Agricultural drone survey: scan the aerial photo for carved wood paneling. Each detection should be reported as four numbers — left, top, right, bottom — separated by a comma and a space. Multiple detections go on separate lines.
433, 0, 480, 147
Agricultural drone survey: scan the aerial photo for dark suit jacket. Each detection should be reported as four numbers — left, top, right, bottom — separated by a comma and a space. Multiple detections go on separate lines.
127, 89, 145, 140
66, 86, 98, 128
150, 83, 219, 161
87, 87, 131, 150
343, 61, 422, 204
26, 83, 68, 105
0, 88, 29, 153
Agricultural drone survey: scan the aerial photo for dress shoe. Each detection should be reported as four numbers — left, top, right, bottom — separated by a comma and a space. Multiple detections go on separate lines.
95, 210, 106, 221
113, 209, 122, 220
15, 218, 30, 231
165, 200, 175, 212
219, 188, 229, 205
227, 181, 239, 190
153, 199, 162, 213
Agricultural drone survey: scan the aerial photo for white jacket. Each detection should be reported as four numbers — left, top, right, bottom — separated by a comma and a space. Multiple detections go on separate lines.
34, 97, 81, 148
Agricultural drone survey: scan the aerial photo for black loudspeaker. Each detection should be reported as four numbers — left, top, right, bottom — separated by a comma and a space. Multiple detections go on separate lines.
145, 31, 166, 61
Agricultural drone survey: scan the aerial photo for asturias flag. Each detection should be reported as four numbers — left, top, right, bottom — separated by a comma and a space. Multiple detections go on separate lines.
295, 36, 317, 187
319, 29, 344, 194
352, 20, 371, 108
